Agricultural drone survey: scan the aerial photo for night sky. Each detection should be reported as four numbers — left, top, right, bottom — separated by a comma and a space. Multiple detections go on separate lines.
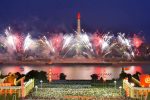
0, 0, 150, 42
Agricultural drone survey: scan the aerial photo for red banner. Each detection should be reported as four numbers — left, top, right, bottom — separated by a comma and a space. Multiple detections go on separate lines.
140, 75, 150, 87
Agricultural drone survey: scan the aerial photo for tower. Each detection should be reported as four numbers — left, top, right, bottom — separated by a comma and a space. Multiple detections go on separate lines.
77, 12, 81, 34
76, 12, 81, 56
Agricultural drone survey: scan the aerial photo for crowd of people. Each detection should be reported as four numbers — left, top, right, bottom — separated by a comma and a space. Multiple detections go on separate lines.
25, 84, 126, 100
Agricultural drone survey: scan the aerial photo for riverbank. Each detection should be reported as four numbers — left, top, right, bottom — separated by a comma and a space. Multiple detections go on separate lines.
0, 59, 150, 66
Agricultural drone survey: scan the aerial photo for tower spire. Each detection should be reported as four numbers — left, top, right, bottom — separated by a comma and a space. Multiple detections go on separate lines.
77, 12, 81, 34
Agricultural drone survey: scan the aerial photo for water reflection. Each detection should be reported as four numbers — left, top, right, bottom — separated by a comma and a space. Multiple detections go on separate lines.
0, 65, 145, 80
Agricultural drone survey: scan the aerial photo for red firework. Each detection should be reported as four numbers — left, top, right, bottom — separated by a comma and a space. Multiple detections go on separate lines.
91, 33, 102, 54
133, 34, 143, 48
51, 35, 63, 52
15, 34, 24, 53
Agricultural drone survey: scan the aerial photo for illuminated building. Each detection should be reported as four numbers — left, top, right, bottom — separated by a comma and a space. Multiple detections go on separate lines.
123, 75, 150, 99
0, 73, 34, 98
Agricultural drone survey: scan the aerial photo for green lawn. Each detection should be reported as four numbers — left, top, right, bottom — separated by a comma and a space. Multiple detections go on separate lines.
26, 84, 125, 99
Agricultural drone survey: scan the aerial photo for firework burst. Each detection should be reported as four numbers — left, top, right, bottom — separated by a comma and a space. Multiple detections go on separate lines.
0, 27, 145, 60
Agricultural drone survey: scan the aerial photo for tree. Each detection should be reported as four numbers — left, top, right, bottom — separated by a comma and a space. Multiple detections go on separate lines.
119, 67, 127, 80
15, 72, 22, 80
39, 71, 48, 82
59, 73, 66, 80
25, 70, 48, 82
0, 74, 5, 78
132, 72, 141, 81
127, 74, 132, 82
91, 74, 98, 82
99, 77, 104, 83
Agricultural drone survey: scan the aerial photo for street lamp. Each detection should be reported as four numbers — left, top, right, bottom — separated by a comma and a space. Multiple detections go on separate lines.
35, 85, 38, 92
40, 80, 43, 88
119, 86, 122, 95
131, 83, 135, 87
114, 81, 117, 89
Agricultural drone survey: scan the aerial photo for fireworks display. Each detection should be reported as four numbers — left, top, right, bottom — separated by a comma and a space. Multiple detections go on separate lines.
0, 27, 144, 60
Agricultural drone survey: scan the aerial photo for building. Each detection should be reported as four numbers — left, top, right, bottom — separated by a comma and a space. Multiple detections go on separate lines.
0, 79, 34, 98
0, 73, 34, 98
123, 76, 150, 99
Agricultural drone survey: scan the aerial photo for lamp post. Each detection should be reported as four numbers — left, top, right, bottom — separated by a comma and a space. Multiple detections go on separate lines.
114, 81, 117, 89
119, 86, 122, 95
131, 83, 135, 87
40, 80, 43, 88
35, 85, 38, 94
